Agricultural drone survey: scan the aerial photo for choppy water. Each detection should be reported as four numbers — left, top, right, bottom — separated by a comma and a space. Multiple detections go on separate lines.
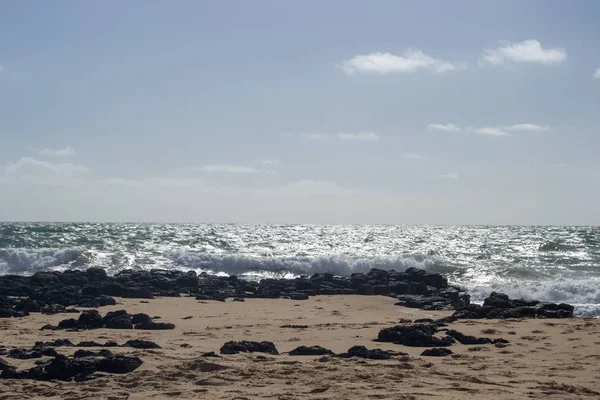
1, 223, 599, 317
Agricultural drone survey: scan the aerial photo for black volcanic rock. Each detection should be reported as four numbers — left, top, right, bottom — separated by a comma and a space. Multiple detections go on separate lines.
421, 348, 453, 357
220, 341, 279, 355
289, 346, 334, 356
453, 292, 574, 319
338, 345, 407, 360
377, 324, 455, 347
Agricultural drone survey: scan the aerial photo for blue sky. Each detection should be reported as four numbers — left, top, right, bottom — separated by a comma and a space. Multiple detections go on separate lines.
0, 0, 599, 224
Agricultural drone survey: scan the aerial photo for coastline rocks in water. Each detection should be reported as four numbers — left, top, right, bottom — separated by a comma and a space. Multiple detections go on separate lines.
453, 292, 574, 319
289, 346, 334, 356
220, 341, 279, 355
338, 346, 407, 360
0, 267, 471, 314
376, 324, 455, 347
421, 348, 453, 357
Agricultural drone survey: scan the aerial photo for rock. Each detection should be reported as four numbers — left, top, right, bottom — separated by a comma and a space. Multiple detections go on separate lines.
202, 351, 221, 358
105, 317, 133, 329
376, 324, 455, 347
421, 348, 453, 357
77, 310, 104, 329
232, 297, 245, 302
74, 349, 113, 358
44, 354, 143, 380
289, 293, 309, 301
76, 341, 104, 347
134, 321, 175, 330
357, 284, 375, 295
220, 341, 279, 355
338, 345, 406, 360
124, 340, 161, 349
445, 329, 492, 345
280, 325, 308, 329
131, 313, 152, 325
454, 292, 574, 319
0, 308, 14, 318
8, 349, 43, 359
0, 357, 14, 371
289, 346, 334, 356
38, 339, 74, 347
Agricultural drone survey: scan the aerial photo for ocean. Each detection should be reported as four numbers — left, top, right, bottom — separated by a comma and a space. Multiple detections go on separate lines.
1, 223, 599, 317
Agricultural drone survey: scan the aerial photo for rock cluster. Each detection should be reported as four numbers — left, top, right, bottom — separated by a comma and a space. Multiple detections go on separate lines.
1, 354, 142, 381
40, 310, 174, 331
452, 291, 574, 319
0, 267, 470, 317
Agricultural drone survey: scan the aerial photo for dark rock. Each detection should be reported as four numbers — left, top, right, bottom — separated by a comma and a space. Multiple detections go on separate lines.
280, 324, 308, 329
0, 357, 14, 371
445, 329, 491, 345
105, 316, 133, 329
77, 310, 104, 329
74, 349, 113, 358
134, 321, 175, 330
8, 349, 43, 359
232, 297, 245, 302
289, 346, 334, 356
123, 340, 161, 349
454, 292, 574, 320
376, 324, 455, 347
289, 293, 309, 301
202, 351, 221, 358
131, 313, 152, 325
76, 341, 104, 347
421, 348, 453, 357
357, 284, 375, 295
338, 345, 406, 360
220, 341, 279, 355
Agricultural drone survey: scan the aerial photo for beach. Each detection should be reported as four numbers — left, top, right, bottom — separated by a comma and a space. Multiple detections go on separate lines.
2, 295, 599, 399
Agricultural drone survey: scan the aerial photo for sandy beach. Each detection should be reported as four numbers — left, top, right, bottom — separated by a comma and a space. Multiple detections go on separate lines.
1, 295, 599, 399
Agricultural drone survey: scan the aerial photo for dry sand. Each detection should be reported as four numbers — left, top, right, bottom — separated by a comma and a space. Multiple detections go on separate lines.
1, 295, 599, 399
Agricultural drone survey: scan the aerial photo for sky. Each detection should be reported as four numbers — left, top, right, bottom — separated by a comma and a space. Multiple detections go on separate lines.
0, 0, 599, 225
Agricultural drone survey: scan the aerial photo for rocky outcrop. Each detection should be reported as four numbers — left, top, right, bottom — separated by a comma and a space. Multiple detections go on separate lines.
452, 292, 574, 319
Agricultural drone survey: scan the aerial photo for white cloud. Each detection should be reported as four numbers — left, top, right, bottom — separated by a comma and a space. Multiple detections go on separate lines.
437, 173, 460, 180
482, 39, 567, 65
506, 123, 551, 132
404, 153, 426, 160
337, 132, 380, 141
474, 127, 510, 137
3, 157, 89, 179
36, 146, 77, 157
426, 123, 462, 132
341, 51, 464, 74
197, 165, 259, 174
593, 68, 600, 79
307, 134, 324, 141
260, 159, 280, 165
